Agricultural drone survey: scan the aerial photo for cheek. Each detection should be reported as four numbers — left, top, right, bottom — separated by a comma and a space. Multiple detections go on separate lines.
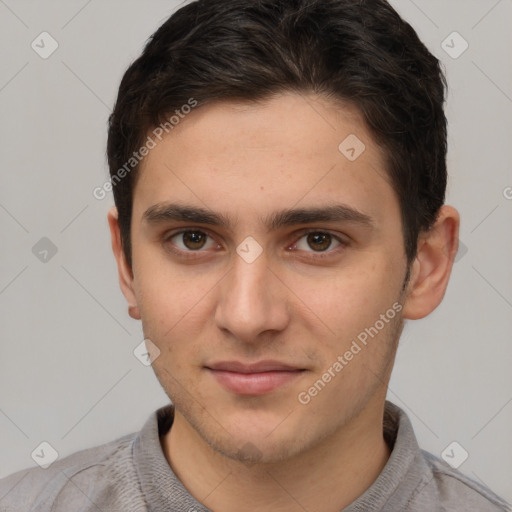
316, 260, 400, 321
296, 313, 402, 423
133, 250, 218, 336
296, 259, 404, 393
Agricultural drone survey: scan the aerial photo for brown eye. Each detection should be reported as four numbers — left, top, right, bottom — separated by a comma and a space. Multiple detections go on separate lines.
306, 232, 333, 251
181, 230, 208, 250
166, 230, 217, 253
291, 230, 344, 259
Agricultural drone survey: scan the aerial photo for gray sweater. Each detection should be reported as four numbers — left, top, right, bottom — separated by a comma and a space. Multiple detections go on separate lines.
0, 401, 509, 511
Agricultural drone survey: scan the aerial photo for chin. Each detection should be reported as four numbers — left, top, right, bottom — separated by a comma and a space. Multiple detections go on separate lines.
190, 406, 324, 465
209, 431, 308, 465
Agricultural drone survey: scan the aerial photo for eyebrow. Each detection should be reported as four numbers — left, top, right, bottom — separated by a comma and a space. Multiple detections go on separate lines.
142, 202, 375, 231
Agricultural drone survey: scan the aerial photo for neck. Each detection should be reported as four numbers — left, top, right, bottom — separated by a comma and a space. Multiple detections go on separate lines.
162, 400, 391, 512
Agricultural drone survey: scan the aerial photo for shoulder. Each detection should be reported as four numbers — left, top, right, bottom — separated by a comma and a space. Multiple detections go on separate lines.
415, 450, 511, 511
0, 431, 140, 512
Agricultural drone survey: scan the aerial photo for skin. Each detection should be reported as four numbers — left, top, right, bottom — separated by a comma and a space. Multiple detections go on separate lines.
108, 92, 459, 512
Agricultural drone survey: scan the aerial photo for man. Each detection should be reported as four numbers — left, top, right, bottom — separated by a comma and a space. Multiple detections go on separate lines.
0, 0, 509, 510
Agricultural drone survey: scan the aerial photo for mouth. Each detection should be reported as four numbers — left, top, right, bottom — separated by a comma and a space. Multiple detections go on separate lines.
205, 360, 306, 395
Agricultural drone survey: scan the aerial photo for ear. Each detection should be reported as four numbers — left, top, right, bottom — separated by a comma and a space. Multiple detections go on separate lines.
107, 206, 141, 320
402, 205, 460, 320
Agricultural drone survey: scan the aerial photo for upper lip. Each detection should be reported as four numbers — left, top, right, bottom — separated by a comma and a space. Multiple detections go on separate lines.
206, 361, 303, 373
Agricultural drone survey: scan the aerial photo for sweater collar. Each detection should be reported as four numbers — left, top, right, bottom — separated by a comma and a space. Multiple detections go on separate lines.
133, 401, 427, 512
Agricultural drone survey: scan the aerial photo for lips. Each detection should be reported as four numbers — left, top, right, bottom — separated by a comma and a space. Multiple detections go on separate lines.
206, 360, 305, 395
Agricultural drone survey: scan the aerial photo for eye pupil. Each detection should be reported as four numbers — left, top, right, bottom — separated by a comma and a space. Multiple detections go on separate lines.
307, 232, 331, 251
183, 231, 207, 250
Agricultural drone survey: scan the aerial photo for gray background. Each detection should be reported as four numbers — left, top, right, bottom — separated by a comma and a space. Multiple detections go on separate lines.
1, 0, 511, 503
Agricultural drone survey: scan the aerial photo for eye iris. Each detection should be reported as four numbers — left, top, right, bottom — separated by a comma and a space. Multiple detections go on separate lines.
183, 231, 207, 250
307, 232, 331, 251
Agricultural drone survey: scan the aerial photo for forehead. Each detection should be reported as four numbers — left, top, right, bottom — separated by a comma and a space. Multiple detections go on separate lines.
133, 92, 398, 230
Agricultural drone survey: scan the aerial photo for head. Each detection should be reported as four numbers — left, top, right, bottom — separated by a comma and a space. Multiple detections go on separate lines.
107, 0, 459, 463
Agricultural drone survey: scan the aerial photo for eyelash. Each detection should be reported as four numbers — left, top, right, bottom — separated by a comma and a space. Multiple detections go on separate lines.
162, 228, 348, 261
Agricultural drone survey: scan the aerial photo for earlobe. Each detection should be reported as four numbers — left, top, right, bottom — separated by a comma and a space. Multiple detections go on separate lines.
402, 205, 460, 320
128, 305, 141, 320
107, 206, 141, 320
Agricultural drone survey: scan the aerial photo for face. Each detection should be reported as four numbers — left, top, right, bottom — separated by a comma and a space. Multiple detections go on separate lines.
125, 92, 409, 463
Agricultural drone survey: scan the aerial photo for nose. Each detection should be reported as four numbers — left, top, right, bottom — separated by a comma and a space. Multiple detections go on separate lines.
214, 247, 290, 345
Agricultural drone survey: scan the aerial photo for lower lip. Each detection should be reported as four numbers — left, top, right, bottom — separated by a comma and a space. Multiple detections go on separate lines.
208, 369, 304, 395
